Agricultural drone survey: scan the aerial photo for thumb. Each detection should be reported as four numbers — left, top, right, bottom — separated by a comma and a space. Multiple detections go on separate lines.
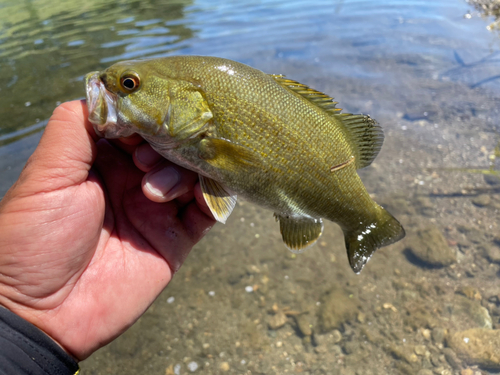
13, 100, 98, 196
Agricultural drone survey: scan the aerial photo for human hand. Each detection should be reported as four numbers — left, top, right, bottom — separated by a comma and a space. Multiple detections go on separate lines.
0, 100, 215, 360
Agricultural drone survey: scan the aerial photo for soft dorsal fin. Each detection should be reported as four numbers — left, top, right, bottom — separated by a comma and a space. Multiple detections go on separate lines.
335, 113, 384, 169
270, 74, 384, 169
270, 74, 342, 114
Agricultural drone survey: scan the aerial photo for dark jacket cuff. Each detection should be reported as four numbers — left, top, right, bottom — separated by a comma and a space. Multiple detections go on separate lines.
0, 306, 79, 375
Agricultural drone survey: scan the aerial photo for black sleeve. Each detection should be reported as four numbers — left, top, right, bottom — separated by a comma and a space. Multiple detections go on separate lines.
0, 306, 79, 375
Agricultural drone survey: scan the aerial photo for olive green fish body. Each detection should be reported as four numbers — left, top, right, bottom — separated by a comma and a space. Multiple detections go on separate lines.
85, 56, 405, 272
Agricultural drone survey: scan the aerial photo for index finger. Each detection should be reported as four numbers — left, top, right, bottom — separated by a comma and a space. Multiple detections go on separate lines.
13, 100, 98, 196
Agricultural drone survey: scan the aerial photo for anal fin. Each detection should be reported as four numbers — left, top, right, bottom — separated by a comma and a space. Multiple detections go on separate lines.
199, 175, 237, 224
275, 214, 324, 253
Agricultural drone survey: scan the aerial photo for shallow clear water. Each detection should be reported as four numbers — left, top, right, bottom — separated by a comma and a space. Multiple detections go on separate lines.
1, 0, 500, 374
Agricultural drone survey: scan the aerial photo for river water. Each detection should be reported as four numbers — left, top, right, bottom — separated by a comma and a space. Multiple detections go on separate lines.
1, 0, 500, 374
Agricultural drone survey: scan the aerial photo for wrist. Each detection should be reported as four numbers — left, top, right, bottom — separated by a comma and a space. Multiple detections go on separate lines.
0, 304, 80, 374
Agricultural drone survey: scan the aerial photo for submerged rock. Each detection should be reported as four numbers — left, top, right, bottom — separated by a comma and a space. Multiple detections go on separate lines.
484, 174, 500, 186
443, 347, 462, 370
317, 289, 359, 333
406, 226, 456, 267
471, 194, 491, 207
267, 310, 287, 330
448, 328, 500, 369
457, 225, 483, 244
448, 295, 493, 330
482, 244, 500, 264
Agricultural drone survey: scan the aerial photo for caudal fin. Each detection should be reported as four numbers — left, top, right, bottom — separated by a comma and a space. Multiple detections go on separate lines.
344, 208, 405, 274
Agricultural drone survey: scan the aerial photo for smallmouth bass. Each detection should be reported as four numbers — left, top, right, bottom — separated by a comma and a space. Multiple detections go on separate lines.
85, 56, 405, 273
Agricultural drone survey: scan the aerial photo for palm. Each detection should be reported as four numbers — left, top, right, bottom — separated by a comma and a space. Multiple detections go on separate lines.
0, 101, 213, 360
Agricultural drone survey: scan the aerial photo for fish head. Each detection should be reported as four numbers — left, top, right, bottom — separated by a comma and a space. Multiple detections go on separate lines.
85, 60, 173, 139
85, 59, 213, 144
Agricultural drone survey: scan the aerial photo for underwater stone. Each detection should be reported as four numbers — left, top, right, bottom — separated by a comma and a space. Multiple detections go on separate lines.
317, 289, 359, 333
448, 328, 500, 369
484, 174, 500, 186
471, 194, 491, 207
432, 327, 446, 345
482, 244, 500, 264
442, 347, 462, 370
457, 225, 483, 244
293, 314, 312, 337
448, 295, 493, 330
267, 310, 287, 330
406, 226, 456, 267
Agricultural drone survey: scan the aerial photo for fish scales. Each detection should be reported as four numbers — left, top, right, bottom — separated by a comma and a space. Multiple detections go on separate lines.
85, 55, 405, 272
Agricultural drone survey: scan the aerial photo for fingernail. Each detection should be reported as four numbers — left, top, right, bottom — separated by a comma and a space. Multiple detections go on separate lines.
135, 144, 162, 167
145, 166, 180, 197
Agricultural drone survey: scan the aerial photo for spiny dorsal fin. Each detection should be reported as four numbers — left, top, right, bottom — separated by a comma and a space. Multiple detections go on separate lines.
335, 113, 384, 169
270, 74, 384, 169
270, 74, 342, 114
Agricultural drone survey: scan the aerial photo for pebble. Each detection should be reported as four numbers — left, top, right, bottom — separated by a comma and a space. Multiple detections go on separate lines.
187, 361, 198, 372
422, 329, 432, 340
458, 286, 482, 301
448, 328, 500, 369
460, 369, 474, 375
331, 329, 342, 344
268, 310, 287, 330
357, 312, 366, 323
245, 286, 254, 293
388, 344, 418, 364
442, 348, 461, 370
414, 345, 427, 356
294, 314, 312, 336
219, 362, 230, 372
167, 296, 175, 304
484, 174, 500, 185
482, 244, 500, 264
471, 194, 490, 207
457, 225, 483, 244
406, 226, 456, 267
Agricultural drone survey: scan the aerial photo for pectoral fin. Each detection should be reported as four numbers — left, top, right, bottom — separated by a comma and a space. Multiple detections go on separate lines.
199, 175, 237, 224
275, 214, 324, 253
166, 84, 213, 140
199, 138, 260, 174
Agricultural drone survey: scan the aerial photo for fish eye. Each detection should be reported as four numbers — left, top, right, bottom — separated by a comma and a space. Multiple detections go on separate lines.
120, 72, 140, 92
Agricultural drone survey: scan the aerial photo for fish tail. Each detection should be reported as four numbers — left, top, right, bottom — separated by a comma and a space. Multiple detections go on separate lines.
344, 207, 405, 274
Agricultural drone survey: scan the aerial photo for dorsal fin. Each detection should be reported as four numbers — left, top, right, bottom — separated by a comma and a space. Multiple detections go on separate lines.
270, 74, 384, 169
270, 74, 342, 114
335, 113, 384, 169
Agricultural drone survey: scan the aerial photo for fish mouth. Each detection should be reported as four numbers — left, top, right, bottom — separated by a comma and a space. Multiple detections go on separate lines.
85, 72, 120, 138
